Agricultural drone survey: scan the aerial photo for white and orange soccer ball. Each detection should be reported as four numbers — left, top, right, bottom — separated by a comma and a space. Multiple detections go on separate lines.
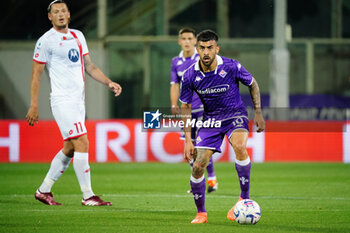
233, 199, 261, 224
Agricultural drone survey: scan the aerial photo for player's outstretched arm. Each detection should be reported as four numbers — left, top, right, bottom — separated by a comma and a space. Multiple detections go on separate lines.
181, 103, 195, 162
248, 78, 265, 132
26, 61, 45, 126
170, 83, 180, 114
83, 55, 122, 97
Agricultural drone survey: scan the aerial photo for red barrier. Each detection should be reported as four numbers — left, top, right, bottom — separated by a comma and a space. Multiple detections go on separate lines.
0, 120, 348, 163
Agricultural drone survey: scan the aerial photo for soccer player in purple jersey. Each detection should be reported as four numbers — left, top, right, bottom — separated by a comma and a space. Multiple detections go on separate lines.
179, 30, 265, 224
170, 28, 218, 193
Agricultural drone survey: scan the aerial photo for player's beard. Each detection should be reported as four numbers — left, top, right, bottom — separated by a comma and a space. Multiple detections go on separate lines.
201, 56, 214, 68
56, 24, 67, 30
54, 17, 70, 30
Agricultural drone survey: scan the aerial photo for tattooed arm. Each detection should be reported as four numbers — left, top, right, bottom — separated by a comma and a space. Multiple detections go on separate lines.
248, 78, 265, 132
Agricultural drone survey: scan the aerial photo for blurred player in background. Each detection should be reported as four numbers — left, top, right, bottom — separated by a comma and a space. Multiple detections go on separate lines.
26, 0, 121, 206
180, 30, 265, 223
170, 27, 218, 193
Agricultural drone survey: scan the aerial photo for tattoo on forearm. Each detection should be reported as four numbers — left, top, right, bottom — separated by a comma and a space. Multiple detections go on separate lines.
249, 79, 261, 111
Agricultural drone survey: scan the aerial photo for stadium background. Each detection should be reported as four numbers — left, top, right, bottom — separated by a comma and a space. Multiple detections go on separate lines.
0, 0, 349, 163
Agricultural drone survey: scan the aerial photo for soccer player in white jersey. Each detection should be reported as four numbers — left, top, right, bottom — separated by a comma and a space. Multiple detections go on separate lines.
170, 28, 218, 193
26, 0, 122, 206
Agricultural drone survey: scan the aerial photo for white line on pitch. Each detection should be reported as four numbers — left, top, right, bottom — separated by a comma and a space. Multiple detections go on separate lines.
1, 193, 350, 201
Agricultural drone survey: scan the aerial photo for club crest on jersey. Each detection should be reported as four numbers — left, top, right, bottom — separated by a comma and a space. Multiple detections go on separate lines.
219, 69, 227, 78
68, 49, 79, 62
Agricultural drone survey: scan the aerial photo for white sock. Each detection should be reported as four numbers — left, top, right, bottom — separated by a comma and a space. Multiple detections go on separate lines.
190, 175, 205, 183
73, 152, 94, 200
39, 150, 72, 193
235, 156, 251, 166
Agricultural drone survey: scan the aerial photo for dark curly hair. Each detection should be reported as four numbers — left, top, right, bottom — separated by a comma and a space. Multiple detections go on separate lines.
196, 30, 219, 42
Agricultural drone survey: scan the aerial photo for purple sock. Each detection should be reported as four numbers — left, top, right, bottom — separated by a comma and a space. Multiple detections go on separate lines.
235, 158, 251, 199
190, 176, 206, 213
206, 156, 215, 178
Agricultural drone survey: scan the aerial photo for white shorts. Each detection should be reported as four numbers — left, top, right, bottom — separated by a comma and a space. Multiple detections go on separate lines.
51, 102, 87, 140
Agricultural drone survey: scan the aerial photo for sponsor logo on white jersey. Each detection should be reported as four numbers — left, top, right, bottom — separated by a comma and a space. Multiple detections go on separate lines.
68, 49, 79, 62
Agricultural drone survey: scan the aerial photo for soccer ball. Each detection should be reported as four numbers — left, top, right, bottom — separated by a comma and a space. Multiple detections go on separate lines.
233, 199, 261, 224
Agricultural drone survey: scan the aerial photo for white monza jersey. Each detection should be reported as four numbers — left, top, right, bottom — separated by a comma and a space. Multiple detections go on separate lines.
33, 28, 89, 107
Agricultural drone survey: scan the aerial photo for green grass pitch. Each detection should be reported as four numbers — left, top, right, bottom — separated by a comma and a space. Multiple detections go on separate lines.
0, 162, 349, 233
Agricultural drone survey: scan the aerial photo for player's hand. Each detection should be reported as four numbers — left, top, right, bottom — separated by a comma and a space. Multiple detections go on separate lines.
171, 105, 180, 115
254, 111, 265, 132
108, 82, 122, 97
184, 140, 196, 162
26, 106, 39, 126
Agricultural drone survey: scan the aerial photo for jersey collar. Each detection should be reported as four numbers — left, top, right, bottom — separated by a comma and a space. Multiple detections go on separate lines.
179, 49, 198, 61
195, 55, 223, 76
52, 28, 74, 40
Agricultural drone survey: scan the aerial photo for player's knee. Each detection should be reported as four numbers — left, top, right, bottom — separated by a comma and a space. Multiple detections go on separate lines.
233, 143, 246, 155
81, 136, 89, 147
192, 162, 205, 177
72, 136, 89, 151
80, 138, 89, 151
63, 142, 74, 157
64, 148, 74, 157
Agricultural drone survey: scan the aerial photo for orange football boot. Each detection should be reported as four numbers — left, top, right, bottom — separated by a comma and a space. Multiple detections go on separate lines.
207, 179, 218, 193
191, 212, 208, 224
227, 197, 244, 221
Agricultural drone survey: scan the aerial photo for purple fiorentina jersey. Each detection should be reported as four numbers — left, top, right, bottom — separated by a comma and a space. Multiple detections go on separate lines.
170, 50, 203, 110
179, 55, 253, 121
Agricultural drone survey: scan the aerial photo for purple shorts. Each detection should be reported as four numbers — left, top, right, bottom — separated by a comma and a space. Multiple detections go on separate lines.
180, 110, 203, 141
194, 116, 249, 153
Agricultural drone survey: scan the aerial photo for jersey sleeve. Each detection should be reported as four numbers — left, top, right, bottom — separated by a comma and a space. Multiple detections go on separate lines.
170, 58, 179, 84
236, 62, 253, 86
33, 38, 48, 64
179, 71, 193, 104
